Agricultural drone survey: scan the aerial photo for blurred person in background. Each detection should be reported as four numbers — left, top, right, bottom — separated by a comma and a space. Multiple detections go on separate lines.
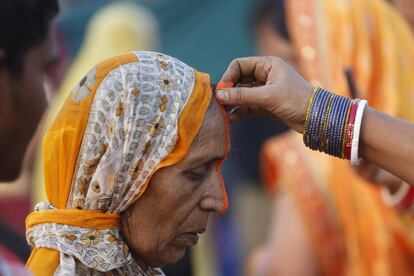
254, 0, 296, 70
0, 26, 70, 242
215, 2, 291, 273
0, 0, 59, 274
247, 0, 414, 275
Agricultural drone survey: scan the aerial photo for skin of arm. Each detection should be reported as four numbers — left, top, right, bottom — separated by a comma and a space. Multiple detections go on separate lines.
360, 107, 414, 184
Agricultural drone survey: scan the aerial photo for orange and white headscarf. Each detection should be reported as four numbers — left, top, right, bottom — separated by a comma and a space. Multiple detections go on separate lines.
25, 51, 229, 275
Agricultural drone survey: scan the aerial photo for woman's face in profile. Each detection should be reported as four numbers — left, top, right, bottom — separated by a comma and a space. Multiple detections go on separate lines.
121, 99, 227, 267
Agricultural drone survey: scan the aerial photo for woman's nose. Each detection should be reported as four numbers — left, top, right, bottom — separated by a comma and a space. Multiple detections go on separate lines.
199, 168, 228, 214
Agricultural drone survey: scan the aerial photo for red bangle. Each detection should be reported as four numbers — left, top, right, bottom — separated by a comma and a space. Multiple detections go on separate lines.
344, 100, 359, 160
397, 186, 414, 211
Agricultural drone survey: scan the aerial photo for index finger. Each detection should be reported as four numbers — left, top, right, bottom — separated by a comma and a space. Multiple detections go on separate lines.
220, 56, 272, 85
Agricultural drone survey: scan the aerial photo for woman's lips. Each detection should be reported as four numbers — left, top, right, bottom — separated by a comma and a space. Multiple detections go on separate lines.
172, 232, 200, 247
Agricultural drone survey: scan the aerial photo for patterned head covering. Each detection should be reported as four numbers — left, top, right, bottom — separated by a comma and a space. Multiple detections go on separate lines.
25, 51, 228, 275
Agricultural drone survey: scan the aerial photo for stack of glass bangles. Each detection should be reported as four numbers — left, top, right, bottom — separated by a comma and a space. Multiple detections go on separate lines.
303, 87, 368, 165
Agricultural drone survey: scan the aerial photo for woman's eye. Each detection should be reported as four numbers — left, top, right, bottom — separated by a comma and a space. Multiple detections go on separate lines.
185, 168, 207, 182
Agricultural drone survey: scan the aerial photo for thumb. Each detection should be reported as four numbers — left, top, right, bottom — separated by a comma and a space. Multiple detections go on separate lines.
215, 86, 270, 106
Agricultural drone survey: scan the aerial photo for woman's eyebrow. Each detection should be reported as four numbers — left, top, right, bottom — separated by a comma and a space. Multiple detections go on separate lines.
187, 156, 224, 170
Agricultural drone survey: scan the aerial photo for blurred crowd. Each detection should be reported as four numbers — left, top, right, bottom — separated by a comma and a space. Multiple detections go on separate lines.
1, 0, 414, 275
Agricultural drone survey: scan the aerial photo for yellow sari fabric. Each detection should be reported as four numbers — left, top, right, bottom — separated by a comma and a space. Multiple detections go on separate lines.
263, 0, 414, 275
25, 52, 217, 275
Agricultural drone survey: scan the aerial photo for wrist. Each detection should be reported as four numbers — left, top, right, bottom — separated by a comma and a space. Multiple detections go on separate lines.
358, 106, 374, 160
302, 87, 367, 162
300, 87, 318, 133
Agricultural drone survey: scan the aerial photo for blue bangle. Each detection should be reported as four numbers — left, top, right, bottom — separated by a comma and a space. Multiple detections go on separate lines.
310, 91, 326, 150
328, 96, 342, 157
331, 96, 345, 157
309, 90, 330, 150
334, 96, 351, 158
304, 88, 322, 147
328, 95, 346, 157
325, 94, 341, 155
305, 88, 324, 149
319, 93, 335, 152
303, 87, 353, 159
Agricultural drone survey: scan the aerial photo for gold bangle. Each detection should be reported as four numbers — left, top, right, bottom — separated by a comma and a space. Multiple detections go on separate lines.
341, 101, 352, 159
303, 87, 319, 137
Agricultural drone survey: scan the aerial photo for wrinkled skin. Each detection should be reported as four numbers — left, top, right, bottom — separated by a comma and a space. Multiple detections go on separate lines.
0, 21, 58, 181
121, 99, 227, 267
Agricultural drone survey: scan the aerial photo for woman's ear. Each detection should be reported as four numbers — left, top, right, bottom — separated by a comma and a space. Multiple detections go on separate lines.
120, 206, 133, 230
123, 206, 133, 219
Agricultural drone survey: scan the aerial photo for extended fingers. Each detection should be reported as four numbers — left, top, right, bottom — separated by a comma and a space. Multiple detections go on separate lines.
216, 85, 271, 106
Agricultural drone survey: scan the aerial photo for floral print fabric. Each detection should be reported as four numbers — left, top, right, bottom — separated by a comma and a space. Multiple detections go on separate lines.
27, 51, 197, 275
67, 51, 194, 214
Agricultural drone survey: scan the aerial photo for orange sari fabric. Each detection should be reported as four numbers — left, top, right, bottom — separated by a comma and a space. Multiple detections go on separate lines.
25, 52, 226, 275
262, 0, 414, 275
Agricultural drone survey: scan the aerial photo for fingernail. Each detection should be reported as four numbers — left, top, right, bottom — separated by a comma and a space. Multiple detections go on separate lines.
216, 90, 227, 101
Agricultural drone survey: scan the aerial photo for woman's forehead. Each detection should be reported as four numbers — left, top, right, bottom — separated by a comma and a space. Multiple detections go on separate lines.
187, 101, 227, 163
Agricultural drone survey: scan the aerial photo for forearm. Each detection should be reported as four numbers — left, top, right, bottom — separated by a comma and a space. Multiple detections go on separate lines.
360, 107, 414, 184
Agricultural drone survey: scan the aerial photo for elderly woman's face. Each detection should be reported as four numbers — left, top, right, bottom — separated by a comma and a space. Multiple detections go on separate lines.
121, 100, 227, 267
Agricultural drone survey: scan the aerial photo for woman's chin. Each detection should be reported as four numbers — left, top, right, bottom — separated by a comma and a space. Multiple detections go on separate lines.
160, 246, 187, 267
138, 246, 187, 268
